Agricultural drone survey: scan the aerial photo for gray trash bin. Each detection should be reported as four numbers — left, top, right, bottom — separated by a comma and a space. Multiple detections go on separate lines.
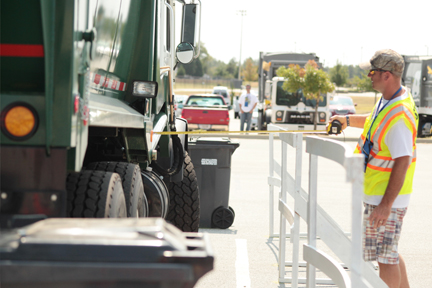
0, 218, 213, 288
188, 137, 240, 229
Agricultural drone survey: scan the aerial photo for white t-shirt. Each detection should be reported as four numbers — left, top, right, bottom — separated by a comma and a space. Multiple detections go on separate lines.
239, 93, 258, 113
363, 89, 414, 208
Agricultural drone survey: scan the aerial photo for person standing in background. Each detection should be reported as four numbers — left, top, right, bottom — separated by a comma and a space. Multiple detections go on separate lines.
233, 95, 240, 119
239, 84, 258, 131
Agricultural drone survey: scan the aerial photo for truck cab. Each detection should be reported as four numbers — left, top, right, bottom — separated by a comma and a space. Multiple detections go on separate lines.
1, 0, 203, 231
402, 55, 432, 137
267, 77, 329, 131
257, 51, 330, 130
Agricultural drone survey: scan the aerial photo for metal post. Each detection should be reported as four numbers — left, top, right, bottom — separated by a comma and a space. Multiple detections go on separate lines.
306, 154, 318, 288
269, 132, 275, 237
236, 10, 246, 80
278, 141, 287, 279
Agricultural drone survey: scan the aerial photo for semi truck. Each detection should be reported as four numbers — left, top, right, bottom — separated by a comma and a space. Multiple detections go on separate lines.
402, 55, 432, 137
0, 0, 214, 286
257, 52, 331, 131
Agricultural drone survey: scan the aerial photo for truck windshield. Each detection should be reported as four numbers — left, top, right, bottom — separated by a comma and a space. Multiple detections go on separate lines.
276, 81, 327, 107
186, 96, 226, 106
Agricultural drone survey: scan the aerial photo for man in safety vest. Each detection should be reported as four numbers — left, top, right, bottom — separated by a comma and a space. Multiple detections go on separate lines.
329, 49, 418, 288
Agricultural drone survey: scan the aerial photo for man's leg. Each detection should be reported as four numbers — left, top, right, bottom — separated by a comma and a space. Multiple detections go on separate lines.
399, 254, 410, 288
364, 204, 409, 288
246, 113, 252, 131
378, 256, 409, 288
240, 113, 246, 131
378, 262, 401, 288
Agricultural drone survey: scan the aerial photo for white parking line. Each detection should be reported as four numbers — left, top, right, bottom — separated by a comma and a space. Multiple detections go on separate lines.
235, 239, 251, 288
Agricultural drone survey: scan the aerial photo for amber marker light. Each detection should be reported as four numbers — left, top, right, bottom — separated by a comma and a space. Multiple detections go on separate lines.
1, 103, 38, 141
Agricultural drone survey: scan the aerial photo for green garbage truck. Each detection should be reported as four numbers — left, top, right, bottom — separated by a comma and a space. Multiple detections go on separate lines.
1, 0, 203, 231
1, 1, 214, 287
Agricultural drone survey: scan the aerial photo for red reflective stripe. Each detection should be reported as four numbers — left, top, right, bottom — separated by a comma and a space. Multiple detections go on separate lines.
368, 156, 416, 172
92, 73, 127, 91
111, 80, 118, 89
367, 163, 392, 172
370, 150, 392, 160
94, 74, 101, 84
0, 44, 44, 57
119, 82, 125, 91
378, 111, 416, 151
355, 144, 361, 151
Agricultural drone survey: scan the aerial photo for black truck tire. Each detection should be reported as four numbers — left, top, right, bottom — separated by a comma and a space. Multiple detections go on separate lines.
166, 152, 200, 232
85, 162, 148, 218
66, 170, 127, 218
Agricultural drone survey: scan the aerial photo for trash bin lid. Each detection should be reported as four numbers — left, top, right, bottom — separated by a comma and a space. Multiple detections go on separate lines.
189, 137, 239, 148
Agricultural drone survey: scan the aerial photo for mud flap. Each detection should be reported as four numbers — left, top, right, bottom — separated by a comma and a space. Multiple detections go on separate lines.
170, 118, 188, 182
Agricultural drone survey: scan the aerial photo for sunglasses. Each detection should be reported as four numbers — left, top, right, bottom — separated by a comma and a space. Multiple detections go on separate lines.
369, 69, 391, 75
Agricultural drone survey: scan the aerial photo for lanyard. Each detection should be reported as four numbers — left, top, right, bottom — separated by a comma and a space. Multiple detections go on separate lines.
366, 86, 402, 141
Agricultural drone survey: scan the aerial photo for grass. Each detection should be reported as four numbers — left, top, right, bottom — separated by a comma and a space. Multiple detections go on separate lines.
350, 95, 378, 115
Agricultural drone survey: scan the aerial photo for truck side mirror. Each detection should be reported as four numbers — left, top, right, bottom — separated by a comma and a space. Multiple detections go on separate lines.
181, 2, 201, 59
265, 80, 272, 97
176, 42, 194, 64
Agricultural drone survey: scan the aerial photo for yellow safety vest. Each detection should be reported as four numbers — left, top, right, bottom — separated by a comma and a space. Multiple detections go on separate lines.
354, 92, 418, 196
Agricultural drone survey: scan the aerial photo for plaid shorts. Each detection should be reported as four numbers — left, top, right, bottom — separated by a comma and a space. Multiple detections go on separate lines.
363, 203, 407, 264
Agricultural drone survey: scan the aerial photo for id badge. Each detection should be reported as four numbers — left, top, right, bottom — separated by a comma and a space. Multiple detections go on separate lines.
361, 138, 373, 172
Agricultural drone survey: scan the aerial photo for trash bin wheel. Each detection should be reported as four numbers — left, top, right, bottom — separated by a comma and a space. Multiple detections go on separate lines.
212, 206, 235, 229
229, 206, 235, 218
85, 162, 148, 218
166, 152, 200, 232
66, 170, 127, 218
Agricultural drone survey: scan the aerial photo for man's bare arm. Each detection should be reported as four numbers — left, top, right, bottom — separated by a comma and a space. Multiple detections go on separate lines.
328, 114, 370, 130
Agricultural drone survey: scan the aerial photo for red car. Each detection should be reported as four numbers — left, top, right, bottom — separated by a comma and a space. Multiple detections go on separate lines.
181, 94, 230, 131
329, 95, 357, 116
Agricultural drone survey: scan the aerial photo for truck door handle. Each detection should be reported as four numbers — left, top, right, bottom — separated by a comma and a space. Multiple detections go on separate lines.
203, 111, 208, 114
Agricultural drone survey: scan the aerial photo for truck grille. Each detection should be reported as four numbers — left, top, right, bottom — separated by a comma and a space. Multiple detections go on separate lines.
287, 112, 314, 124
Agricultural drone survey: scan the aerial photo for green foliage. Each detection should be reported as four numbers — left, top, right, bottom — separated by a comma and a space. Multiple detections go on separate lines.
347, 65, 363, 79
241, 57, 258, 81
329, 60, 349, 86
354, 71, 373, 92
227, 58, 238, 79
179, 57, 203, 77
277, 60, 334, 102
176, 64, 186, 77
276, 60, 335, 129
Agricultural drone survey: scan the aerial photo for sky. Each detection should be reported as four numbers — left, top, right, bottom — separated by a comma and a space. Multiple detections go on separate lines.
199, 0, 432, 68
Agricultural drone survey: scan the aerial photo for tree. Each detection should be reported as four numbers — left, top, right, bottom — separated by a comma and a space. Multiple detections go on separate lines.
180, 57, 203, 77
241, 57, 258, 81
176, 64, 186, 77
226, 58, 238, 79
329, 60, 349, 87
277, 60, 335, 130
354, 71, 379, 103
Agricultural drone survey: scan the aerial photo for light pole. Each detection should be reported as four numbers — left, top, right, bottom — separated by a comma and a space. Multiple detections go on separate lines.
237, 10, 246, 80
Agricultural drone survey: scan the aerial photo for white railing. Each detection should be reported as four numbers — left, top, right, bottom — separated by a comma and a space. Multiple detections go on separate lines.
268, 125, 387, 287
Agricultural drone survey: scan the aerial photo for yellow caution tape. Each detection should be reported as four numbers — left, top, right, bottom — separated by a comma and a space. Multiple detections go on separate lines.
152, 130, 327, 136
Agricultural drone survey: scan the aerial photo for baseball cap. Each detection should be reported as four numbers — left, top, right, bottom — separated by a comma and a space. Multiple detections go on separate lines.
359, 49, 404, 76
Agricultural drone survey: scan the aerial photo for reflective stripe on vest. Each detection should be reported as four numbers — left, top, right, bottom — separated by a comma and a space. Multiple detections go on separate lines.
354, 91, 418, 196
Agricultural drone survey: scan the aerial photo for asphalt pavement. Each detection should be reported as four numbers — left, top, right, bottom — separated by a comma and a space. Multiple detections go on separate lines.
192, 111, 432, 288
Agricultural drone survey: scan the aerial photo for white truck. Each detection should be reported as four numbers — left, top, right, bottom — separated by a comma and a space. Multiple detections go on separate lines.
402, 55, 432, 137
257, 52, 330, 130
